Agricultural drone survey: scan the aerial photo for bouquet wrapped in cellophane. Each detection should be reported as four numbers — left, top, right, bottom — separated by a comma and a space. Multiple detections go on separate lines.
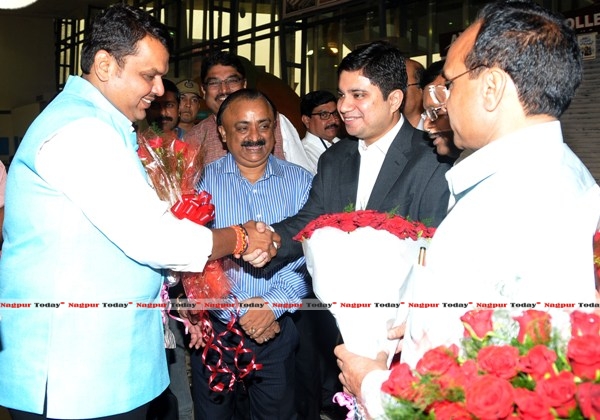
137, 125, 230, 332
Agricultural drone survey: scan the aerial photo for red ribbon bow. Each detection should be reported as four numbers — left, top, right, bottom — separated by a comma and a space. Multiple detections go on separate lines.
171, 191, 215, 226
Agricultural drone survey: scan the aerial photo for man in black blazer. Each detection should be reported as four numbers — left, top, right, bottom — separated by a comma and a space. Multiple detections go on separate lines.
268, 41, 453, 263
252, 41, 452, 420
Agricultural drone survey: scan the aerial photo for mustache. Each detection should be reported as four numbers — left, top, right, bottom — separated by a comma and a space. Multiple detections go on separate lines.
156, 116, 174, 123
241, 139, 266, 147
325, 123, 339, 130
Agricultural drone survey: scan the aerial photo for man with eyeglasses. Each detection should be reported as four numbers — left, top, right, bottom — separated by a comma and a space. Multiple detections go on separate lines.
299, 90, 342, 174
184, 51, 313, 171
420, 60, 462, 159
334, 1, 600, 417
402, 58, 425, 130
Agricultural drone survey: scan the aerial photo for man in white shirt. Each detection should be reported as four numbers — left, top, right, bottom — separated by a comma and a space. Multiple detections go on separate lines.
300, 90, 342, 174
334, 1, 600, 418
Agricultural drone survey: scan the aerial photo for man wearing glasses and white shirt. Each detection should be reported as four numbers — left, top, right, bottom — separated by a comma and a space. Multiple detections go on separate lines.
334, 2, 600, 418
300, 90, 342, 174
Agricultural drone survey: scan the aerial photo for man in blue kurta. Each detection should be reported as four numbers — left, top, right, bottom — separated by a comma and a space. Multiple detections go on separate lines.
0, 5, 278, 420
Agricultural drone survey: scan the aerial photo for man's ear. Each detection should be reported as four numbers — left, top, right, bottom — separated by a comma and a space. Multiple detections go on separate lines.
218, 125, 227, 144
301, 115, 311, 130
93, 50, 113, 82
481, 68, 507, 112
388, 89, 404, 114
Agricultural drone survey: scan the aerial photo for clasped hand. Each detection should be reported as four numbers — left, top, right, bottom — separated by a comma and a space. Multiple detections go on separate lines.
238, 297, 280, 344
238, 221, 281, 267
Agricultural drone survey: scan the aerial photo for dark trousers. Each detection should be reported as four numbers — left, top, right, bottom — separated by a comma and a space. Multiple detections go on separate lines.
293, 307, 344, 419
191, 315, 298, 420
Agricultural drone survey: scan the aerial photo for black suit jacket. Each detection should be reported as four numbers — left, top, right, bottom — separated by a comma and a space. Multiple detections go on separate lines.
272, 120, 453, 261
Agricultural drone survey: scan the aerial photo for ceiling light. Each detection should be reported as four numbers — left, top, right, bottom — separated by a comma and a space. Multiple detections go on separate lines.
0, 0, 38, 9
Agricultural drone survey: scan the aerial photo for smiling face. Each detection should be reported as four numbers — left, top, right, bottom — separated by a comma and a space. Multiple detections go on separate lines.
201, 64, 246, 114
423, 76, 460, 158
302, 100, 341, 142
218, 97, 276, 180
100, 35, 169, 122
337, 69, 402, 146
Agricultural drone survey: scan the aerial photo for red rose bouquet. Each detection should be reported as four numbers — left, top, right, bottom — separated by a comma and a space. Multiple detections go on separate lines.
137, 125, 230, 330
294, 209, 435, 362
381, 309, 600, 419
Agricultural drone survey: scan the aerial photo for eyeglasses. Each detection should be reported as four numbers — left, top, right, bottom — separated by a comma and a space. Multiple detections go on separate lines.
432, 65, 487, 104
311, 110, 340, 120
421, 106, 446, 122
406, 82, 421, 89
203, 76, 244, 90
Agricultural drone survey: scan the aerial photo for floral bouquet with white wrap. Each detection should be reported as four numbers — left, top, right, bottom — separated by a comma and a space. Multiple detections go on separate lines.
294, 210, 435, 364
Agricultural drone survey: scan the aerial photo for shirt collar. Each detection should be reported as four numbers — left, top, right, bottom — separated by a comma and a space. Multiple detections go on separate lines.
357, 115, 404, 154
221, 153, 284, 180
446, 120, 563, 198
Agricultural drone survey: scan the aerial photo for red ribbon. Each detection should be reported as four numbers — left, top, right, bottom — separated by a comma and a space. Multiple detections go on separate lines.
201, 303, 264, 393
171, 191, 215, 225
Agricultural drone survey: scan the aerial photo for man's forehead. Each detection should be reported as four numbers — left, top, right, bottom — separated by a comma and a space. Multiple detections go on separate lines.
446, 22, 480, 71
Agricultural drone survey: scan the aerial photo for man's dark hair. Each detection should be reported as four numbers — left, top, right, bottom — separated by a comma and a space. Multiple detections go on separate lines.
200, 51, 247, 83
420, 60, 445, 89
81, 4, 173, 74
337, 41, 407, 100
466, 0, 581, 118
300, 90, 337, 117
216, 89, 278, 126
162, 78, 180, 102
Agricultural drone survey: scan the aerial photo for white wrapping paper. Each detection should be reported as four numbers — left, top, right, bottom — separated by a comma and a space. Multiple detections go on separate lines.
301, 226, 429, 365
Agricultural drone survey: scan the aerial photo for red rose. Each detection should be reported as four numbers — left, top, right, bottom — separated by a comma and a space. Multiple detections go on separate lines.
147, 135, 163, 149
518, 344, 557, 381
577, 382, 600, 419
570, 310, 600, 337
461, 309, 494, 339
416, 344, 459, 376
513, 387, 553, 420
567, 334, 600, 380
536, 370, 577, 418
430, 401, 473, 420
477, 345, 520, 380
382, 363, 419, 401
173, 139, 188, 154
335, 213, 356, 233
515, 310, 552, 344
465, 375, 514, 419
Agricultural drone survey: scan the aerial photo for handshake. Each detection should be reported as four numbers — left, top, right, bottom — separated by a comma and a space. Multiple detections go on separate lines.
234, 221, 281, 268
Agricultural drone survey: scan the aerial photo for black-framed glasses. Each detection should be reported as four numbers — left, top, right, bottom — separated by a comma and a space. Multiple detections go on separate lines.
421, 106, 446, 122
204, 76, 244, 90
406, 82, 421, 88
311, 110, 340, 120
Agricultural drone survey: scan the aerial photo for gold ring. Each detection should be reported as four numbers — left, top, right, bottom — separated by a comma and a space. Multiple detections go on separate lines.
250, 328, 256, 334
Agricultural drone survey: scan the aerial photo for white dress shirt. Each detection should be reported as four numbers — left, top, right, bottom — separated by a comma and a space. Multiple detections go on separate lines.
302, 131, 340, 174
361, 121, 600, 419
356, 117, 404, 210
37, 118, 213, 272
